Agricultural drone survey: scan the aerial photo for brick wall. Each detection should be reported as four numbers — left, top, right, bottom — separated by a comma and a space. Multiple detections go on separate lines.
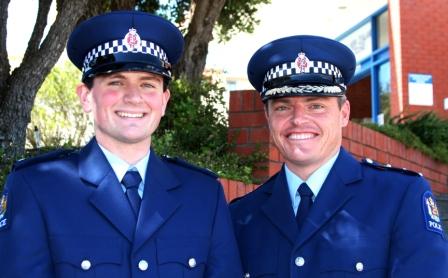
226, 90, 448, 226
389, 0, 448, 118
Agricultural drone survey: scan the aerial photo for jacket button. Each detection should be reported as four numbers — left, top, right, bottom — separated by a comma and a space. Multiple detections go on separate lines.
244, 273, 250, 278
80, 260, 91, 271
188, 258, 197, 268
355, 262, 364, 272
295, 256, 305, 267
138, 260, 149, 271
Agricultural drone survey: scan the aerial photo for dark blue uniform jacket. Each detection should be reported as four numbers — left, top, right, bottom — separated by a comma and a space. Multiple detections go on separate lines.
0, 139, 242, 277
230, 148, 448, 277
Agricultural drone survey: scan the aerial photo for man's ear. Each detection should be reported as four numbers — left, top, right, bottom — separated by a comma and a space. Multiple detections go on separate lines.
161, 89, 171, 117
340, 99, 351, 127
264, 102, 270, 120
76, 83, 92, 113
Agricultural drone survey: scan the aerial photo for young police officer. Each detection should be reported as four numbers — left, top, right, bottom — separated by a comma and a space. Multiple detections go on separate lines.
230, 35, 448, 277
0, 11, 242, 277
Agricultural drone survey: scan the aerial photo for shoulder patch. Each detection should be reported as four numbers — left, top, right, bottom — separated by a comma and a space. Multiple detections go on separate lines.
12, 148, 76, 172
361, 158, 423, 177
162, 155, 218, 179
422, 191, 444, 236
0, 190, 9, 230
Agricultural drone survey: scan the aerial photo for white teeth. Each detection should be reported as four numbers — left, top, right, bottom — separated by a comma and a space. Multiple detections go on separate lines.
289, 133, 315, 140
117, 112, 144, 118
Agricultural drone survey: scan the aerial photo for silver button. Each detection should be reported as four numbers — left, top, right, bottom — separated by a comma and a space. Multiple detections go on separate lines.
356, 262, 364, 272
295, 256, 305, 267
244, 273, 251, 278
138, 260, 149, 271
188, 258, 197, 268
80, 260, 91, 271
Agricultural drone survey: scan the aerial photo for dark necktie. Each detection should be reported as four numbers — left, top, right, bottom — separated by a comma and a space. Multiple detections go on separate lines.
121, 170, 142, 218
296, 183, 314, 229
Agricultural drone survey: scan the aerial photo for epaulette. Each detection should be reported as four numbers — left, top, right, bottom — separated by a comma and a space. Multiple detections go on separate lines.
361, 158, 423, 177
12, 148, 76, 172
161, 155, 218, 179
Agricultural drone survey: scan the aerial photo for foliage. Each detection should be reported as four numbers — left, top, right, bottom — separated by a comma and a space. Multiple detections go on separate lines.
26, 62, 93, 148
154, 77, 266, 183
363, 112, 448, 163
156, 0, 271, 42
216, 0, 271, 42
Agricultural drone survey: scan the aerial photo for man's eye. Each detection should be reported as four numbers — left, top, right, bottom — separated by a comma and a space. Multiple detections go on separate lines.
108, 80, 122, 86
142, 83, 156, 88
309, 104, 324, 110
274, 106, 288, 111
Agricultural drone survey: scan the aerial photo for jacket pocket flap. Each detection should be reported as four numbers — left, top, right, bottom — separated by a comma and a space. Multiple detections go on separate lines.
50, 236, 122, 267
157, 238, 209, 267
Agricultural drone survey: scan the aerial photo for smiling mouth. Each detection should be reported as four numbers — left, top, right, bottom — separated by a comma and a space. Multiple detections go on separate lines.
288, 133, 316, 140
116, 111, 145, 118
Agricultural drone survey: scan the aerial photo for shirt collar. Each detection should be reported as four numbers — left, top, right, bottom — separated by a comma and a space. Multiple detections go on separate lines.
286, 150, 340, 204
98, 144, 150, 183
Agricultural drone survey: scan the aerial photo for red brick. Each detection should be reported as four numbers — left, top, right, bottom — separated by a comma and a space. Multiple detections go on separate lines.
249, 127, 270, 144
229, 112, 267, 128
349, 141, 363, 157
229, 92, 242, 113
228, 128, 249, 145
363, 146, 378, 161
376, 151, 390, 164
237, 181, 246, 198
228, 180, 238, 202
242, 91, 255, 111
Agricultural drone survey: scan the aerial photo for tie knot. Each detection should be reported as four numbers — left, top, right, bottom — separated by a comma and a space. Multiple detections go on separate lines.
122, 170, 142, 189
298, 183, 313, 198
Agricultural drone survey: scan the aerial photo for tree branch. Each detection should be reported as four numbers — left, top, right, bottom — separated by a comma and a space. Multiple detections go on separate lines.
24, 0, 52, 59
0, 0, 11, 93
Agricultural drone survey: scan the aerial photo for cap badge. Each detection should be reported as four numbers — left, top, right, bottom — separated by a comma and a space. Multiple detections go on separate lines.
294, 52, 310, 73
123, 28, 141, 50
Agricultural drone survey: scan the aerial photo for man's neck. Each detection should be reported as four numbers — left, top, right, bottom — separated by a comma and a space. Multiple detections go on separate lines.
96, 137, 151, 165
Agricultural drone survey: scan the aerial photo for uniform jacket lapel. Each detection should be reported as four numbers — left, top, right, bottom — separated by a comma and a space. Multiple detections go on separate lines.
261, 169, 298, 245
133, 152, 181, 253
78, 138, 136, 242
294, 148, 362, 249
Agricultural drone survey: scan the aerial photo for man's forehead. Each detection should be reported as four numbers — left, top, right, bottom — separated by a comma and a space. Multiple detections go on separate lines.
99, 71, 164, 80
269, 96, 337, 104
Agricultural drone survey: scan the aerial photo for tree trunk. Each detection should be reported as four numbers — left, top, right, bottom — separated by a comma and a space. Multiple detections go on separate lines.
173, 0, 227, 83
0, 0, 89, 160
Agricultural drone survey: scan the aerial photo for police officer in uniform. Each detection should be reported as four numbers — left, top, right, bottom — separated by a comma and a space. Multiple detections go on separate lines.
0, 11, 242, 277
230, 35, 448, 277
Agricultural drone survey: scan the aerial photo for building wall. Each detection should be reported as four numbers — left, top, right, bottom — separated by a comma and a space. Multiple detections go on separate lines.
389, 0, 448, 118
346, 76, 372, 120
227, 90, 448, 226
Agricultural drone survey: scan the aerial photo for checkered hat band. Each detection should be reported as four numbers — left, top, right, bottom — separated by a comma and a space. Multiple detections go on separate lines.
264, 61, 343, 83
82, 39, 168, 73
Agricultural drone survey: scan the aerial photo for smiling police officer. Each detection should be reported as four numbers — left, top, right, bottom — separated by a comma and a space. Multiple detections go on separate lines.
230, 35, 448, 277
0, 11, 242, 277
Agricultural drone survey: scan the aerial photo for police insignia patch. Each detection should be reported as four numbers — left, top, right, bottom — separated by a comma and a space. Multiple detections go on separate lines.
0, 191, 8, 229
422, 191, 443, 235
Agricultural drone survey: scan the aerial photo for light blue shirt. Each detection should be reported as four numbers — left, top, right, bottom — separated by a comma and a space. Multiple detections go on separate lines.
98, 144, 149, 198
285, 151, 339, 215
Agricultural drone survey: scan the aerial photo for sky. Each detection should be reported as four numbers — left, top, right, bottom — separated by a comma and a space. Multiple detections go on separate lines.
7, 0, 387, 75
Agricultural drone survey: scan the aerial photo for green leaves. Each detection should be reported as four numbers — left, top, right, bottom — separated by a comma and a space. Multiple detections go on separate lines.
364, 112, 448, 163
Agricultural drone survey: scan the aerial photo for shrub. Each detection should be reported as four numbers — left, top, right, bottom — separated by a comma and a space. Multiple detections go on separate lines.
364, 112, 448, 163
